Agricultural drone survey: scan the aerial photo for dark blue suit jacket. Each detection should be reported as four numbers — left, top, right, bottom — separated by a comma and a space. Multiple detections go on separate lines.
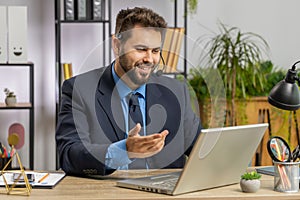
56, 64, 201, 176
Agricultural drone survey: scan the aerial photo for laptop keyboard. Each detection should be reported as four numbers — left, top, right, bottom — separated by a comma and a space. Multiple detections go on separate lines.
150, 177, 178, 189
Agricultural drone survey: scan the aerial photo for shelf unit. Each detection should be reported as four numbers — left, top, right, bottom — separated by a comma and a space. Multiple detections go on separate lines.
54, 0, 111, 121
54, 0, 112, 169
0, 62, 34, 170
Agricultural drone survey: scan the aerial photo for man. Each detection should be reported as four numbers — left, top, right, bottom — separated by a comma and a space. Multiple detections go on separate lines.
56, 7, 201, 176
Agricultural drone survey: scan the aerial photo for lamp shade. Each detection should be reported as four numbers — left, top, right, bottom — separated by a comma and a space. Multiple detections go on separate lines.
268, 65, 300, 111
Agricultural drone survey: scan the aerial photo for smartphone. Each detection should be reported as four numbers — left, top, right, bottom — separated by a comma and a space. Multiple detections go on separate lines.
12, 173, 35, 182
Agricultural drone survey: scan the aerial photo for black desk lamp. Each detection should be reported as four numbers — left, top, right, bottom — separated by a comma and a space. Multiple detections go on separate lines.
268, 61, 300, 111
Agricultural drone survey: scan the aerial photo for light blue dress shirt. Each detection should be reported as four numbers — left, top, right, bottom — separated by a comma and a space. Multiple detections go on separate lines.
105, 64, 146, 169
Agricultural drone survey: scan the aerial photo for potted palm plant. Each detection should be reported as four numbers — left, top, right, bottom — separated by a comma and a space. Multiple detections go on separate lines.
188, 23, 298, 166
188, 60, 285, 128
198, 22, 269, 126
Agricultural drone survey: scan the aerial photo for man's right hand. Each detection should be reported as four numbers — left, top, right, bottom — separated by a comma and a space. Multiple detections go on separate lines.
126, 123, 169, 159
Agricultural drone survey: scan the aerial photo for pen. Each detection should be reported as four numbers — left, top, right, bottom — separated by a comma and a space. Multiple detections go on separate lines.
274, 141, 282, 161
38, 173, 49, 183
2, 146, 7, 158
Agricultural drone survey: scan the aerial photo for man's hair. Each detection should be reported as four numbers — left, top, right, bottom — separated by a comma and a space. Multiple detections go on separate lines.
115, 7, 167, 40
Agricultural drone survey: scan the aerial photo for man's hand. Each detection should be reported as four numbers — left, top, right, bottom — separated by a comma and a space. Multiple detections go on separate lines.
126, 123, 169, 159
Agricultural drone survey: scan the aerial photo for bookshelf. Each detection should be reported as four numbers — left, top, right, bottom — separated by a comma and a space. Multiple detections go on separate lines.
54, 0, 111, 120
54, 0, 111, 169
0, 62, 34, 170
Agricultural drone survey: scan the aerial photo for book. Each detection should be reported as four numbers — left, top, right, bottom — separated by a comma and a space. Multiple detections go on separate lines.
160, 28, 172, 72
64, 0, 75, 20
0, 6, 7, 63
77, 0, 92, 20
169, 28, 184, 72
256, 166, 276, 176
256, 166, 300, 176
160, 27, 185, 73
92, 0, 105, 20
8, 6, 28, 63
0, 171, 66, 189
62, 63, 73, 80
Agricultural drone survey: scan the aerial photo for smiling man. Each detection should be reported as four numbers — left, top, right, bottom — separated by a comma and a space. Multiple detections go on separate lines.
115, 27, 161, 87
56, 7, 202, 176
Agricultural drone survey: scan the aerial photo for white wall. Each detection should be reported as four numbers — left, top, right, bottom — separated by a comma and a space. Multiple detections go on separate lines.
188, 0, 300, 69
0, 0, 299, 170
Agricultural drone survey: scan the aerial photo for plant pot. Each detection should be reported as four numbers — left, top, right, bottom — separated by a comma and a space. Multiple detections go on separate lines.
5, 96, 17, 106
240, 179, 260, 193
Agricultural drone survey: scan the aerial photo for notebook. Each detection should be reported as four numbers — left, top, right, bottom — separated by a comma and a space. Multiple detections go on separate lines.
116, 123, 268, 195
256, 166, 300, 176
0, 171, 66, 189
256, 166, 276, 176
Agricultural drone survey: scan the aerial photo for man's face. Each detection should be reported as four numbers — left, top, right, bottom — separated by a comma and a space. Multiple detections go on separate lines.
116, 27, 162, 87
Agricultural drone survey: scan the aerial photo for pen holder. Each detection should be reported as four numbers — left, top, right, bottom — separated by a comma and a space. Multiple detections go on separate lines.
273, 161, 300, 193
0, 158, 11, 170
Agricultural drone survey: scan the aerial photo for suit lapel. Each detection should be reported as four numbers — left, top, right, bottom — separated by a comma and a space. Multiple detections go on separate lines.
96, 65, 126, 141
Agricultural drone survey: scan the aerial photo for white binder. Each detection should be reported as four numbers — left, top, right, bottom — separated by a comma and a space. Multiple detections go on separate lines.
0, 6, 7, 63
8, 6, 28, 63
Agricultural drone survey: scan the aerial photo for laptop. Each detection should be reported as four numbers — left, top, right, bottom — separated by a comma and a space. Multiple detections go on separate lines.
116, 123, 268, 195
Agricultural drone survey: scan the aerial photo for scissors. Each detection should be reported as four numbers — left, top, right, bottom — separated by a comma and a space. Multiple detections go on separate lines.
267, 136, 292, 162
292, 145, 300, 162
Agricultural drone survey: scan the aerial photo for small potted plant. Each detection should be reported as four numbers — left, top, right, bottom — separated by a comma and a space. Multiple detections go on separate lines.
4, 88, 17, 106
240, 171, 261, 193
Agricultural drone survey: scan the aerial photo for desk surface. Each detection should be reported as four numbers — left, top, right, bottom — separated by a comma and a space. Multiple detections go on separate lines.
1, 169, 300, 200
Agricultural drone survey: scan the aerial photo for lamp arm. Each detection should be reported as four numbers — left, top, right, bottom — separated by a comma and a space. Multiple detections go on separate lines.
285, 60, 300, 84
291, 60, 300, 71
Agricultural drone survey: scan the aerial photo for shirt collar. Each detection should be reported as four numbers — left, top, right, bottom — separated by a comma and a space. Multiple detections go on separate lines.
111, 63, 146, 99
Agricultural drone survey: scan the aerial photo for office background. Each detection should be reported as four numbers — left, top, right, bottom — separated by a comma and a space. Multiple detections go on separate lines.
0, 0, 299, 170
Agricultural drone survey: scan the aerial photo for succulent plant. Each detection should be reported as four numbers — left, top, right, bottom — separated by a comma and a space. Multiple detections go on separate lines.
4, 88, 16, 98
241, 171, 261, 180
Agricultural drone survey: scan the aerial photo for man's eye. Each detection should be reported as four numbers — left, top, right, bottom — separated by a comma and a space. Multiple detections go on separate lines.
153, 49, 160, 53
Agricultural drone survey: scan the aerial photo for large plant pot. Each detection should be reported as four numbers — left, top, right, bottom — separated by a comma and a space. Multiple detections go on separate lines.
5, 96, 17, 106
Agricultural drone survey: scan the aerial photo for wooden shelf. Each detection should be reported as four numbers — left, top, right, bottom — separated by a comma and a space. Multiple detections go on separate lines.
0, 102, 32, 109
59, 20, 110, 23
0, 62, 34, 66
0, 63, 34, 170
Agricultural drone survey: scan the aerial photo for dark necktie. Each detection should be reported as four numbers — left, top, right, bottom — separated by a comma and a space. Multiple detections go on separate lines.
128, 92, 146, 169
128, 93, 144, 129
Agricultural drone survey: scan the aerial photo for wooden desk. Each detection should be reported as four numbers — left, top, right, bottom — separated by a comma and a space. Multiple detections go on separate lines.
1, 169, 300, 200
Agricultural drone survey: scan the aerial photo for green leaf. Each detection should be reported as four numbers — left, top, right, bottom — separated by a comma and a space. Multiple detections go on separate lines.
241, 171, 261, 180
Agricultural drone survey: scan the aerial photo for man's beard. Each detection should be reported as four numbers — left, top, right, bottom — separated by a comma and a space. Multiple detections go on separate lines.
119, 54, 156, 86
